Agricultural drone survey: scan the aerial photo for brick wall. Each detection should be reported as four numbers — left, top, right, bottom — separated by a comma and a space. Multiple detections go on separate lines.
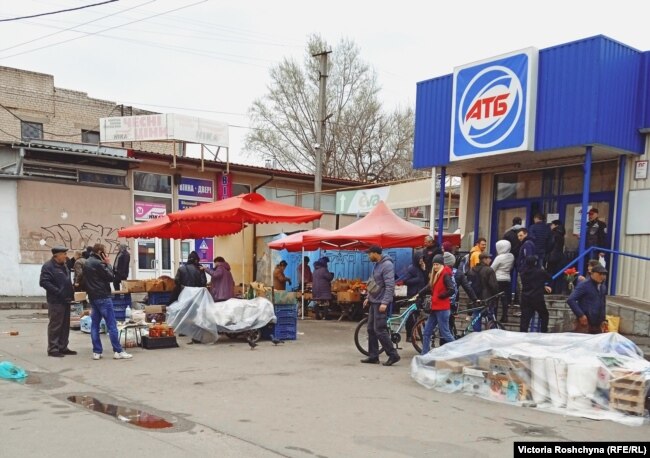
0, 65, 173, 154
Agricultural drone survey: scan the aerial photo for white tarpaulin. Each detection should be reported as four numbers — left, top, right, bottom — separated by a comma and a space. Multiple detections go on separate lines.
411, 330, 650, 426
166, 287, 276, 344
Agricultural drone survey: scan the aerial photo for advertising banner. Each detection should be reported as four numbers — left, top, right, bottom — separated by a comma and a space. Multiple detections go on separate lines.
179, 177, 214, 199
195, 238, 214, 267
134, 201, 167, 221
217, 172, 232, 200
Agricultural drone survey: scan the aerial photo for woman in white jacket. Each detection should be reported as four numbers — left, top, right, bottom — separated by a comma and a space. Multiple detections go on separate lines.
491, 240, 515, 323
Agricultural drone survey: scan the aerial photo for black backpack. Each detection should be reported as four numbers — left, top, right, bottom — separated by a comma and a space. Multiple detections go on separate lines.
467, 266, 483, 298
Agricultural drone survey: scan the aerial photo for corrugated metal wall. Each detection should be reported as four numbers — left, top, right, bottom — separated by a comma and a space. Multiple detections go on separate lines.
618, 136, 650, 302
535, 36, 644, 154
413, 75, 452, 168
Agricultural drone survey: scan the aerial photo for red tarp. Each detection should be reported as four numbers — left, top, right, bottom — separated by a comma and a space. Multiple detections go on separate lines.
167, 192, 323, 225
118, 215, 243, 239
302, 201, 461, 250
268, 228, 332, 252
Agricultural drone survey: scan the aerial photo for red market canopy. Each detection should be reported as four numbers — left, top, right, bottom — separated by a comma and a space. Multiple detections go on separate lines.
302, 201, 460, 250
167, 192, 323, 225
268, 228, 332, 252
118, 215, 244, 239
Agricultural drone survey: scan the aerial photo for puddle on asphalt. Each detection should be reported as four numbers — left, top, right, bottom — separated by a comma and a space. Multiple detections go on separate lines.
67, 395, 173, 429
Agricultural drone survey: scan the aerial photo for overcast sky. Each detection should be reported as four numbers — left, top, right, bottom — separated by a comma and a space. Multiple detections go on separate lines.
1, 0, 649, 165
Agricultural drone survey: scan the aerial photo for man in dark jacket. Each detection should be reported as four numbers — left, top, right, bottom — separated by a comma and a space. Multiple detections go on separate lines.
468, 252, 499, 331
84, 243, 132, 360
547, 220, 567, 292
39, 246, 75, 357
421, 235, 442, 279
503, 216, 524, 262
519, 256, 552, 332
516, 228, 537, 275
567, 264, 608, 334
528, 213, 552, 267
399, 254, 427, 340
112, 243, 131, 291
361, 245, 399, 366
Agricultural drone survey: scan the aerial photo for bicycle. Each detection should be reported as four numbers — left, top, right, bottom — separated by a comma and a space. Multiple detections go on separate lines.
353, 293, 425, 356
411, 292, 505, 353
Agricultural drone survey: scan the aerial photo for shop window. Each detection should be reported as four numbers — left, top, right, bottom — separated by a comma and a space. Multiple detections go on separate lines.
559, 162, 616, 195
232, 183, 250, 196
495, 171, 542, 200
81, 130, 100, 144
79, 171, 126, 187
134, 171, 171, 194
21, 121, 43, 140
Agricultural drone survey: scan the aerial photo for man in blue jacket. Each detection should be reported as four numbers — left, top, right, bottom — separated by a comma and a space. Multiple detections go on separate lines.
39, 246, 75, 357
516, 228, 537, 275
361, 245, 400, 366
567, 264, 607, 334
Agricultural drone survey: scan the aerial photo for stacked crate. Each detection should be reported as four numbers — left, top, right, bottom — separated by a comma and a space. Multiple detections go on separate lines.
609, 370, 648, 416
272, 304, 298, 340
112, 293, 132, 321
148, 291, 172, 305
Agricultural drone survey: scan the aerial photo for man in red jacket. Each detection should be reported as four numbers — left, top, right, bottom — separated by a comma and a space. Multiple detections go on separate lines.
420, 254, 455, 354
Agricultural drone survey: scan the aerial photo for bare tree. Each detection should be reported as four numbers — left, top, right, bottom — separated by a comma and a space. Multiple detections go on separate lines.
245, 34, 423, 182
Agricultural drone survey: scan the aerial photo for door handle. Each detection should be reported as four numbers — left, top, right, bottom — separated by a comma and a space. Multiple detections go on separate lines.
150, 259, 155, 269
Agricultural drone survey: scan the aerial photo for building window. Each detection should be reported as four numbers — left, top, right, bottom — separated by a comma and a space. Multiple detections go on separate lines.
257, 187, 296, 205
495, 171, 543, 201
232, 183, 250, 196
79, 171, 126, 187
21, 121, 43, 140
133, 172, 172, 194
81, 130, 100, 144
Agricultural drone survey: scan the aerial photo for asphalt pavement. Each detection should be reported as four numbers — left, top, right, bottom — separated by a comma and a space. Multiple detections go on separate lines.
0, 310, 648, 457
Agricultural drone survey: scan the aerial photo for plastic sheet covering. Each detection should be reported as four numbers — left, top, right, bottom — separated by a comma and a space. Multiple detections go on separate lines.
410, 330, 650, 426
166, 287, 276, 344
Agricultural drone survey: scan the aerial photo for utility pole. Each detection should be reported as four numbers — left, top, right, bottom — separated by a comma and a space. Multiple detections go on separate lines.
312, 50, 330, 227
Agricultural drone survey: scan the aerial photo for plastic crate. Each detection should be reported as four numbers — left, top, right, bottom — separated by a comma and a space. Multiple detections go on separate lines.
148, 291, 172, 305
112, 293, 132, 307
141, 335, 179, 349
274, 304, 298, 319
113, 305, 127, 321
261, 320, 298, 341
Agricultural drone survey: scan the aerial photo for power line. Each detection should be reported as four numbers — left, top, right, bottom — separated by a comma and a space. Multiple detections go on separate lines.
0, 0, 119, 23
0, 0, 157, 53
0, 0, 208, 60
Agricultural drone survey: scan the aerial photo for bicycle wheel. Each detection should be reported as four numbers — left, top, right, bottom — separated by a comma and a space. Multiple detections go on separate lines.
486, 320, 504, 330
354, 317, 386, 356
411, 316, 441, 354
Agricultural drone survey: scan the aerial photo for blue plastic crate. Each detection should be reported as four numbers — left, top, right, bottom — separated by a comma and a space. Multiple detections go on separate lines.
148, 291, 172, 305
261, 320, 298, 341
274, 305, 298, 318
112, 293, 132, 307
274, 327, 297, 340
113, 304, 127, 321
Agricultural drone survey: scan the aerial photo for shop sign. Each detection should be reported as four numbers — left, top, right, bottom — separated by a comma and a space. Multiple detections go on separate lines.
451, 48, 538, 161
179, 177, 214, 199
134, 201, 167, 221
217, 172, 232, 200
195, 239, 214, 268
634, 160, 648, 180
336, 186, 389, 215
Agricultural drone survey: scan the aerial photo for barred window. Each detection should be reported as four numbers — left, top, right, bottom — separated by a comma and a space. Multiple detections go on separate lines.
21, 121, 43, 140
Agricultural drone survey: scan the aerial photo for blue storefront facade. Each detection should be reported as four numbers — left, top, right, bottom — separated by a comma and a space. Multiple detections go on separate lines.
413, 35, 650, 301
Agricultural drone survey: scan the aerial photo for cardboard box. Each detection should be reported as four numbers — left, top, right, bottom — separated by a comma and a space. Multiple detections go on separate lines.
487, 372, 531, 402
144, 305, 166, 323
122, 280, 146, 293
337, 291, 361, 302
74, 292, 87, 302
255, 288, 271, 300
297, 292, 313, 301
462, 367, 490, 396
435, 357, 473, 373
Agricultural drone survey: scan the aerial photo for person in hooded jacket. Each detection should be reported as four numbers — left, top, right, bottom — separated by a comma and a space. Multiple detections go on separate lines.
205, 256, 235, 302
311, 258, 334, 320
547, 219, 567, 293
519, 255, 552, 333
491, 240, 514, 323
468, 252, 499, 331
420, 254, 455, 354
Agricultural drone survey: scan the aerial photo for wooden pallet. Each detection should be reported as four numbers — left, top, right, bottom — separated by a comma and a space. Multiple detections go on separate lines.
609, 370, 647, 416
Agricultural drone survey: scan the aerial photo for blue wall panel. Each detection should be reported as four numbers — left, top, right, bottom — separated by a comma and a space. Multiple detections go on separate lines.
413, 75, 452, 168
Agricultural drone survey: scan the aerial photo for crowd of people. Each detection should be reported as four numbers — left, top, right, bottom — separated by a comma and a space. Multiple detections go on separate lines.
40, 209, 609, 361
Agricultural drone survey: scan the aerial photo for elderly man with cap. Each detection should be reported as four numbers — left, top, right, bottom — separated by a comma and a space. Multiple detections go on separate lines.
112, 243, 131, 291
361, 245, 400, 366
39, 246, 75, 357
567, 263, 608, 334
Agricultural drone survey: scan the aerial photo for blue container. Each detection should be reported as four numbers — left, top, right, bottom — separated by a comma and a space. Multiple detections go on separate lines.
148, 291, 172, 305
274, 304, 298, 319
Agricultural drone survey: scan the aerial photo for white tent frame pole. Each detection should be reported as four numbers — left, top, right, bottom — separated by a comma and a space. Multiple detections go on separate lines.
301, 246, 305, 320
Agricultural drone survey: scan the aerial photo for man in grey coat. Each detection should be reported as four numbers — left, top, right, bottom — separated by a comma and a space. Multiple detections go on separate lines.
361, 245, 400, 366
